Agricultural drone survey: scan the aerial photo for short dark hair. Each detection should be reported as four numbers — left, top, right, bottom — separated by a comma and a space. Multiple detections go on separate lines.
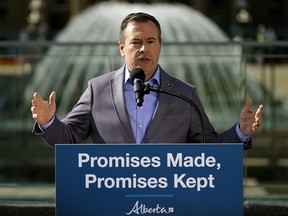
119, 12, 162, 43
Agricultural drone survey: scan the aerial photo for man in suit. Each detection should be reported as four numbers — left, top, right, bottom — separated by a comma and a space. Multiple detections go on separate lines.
31, 12, 264, 148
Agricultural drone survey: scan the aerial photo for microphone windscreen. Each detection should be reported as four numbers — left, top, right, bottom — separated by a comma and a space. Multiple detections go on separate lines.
130, 68, 145, 84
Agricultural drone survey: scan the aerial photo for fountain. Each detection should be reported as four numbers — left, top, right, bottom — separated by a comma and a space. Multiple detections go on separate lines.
23, 2, 271, 126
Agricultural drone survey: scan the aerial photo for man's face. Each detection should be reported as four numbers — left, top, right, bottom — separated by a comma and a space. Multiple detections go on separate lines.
118, 20, 162, 81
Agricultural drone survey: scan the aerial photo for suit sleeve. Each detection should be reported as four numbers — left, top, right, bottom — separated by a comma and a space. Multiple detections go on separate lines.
187, 88, 252, 150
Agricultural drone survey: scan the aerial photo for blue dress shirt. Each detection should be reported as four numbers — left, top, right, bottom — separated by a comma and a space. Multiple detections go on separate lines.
124, 66, 160, 144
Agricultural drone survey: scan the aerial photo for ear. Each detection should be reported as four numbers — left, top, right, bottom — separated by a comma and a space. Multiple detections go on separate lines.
118, 41, 125, 57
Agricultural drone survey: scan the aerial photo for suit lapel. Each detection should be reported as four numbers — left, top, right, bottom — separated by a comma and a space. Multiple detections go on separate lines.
110, 67, 136, 143
143, 68, 174, 142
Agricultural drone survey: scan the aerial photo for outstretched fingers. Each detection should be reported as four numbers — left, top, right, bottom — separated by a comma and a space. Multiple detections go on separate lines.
255, 104, 264, 126
31, 91, 57, 125
49, 91, 56, 106
250, 104, 264, 134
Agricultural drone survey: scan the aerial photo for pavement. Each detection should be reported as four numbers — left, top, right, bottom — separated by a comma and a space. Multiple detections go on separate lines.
0, 182, 287, 216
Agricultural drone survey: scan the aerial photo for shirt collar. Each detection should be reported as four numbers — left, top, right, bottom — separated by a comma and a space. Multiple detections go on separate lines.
124, 65, 160, 86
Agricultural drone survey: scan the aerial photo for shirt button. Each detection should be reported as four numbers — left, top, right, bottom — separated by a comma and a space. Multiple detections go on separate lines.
139, 124, 143, 128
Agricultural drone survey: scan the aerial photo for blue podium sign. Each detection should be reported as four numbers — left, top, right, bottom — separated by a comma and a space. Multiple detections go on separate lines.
56, 144, 243, 216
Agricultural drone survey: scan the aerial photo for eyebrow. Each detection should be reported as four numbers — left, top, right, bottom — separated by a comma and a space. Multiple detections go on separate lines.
147, 37, 157, 41
131, 37, 157, 41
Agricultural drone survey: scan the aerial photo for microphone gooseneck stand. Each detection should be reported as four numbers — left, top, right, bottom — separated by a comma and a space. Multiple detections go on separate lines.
144, 83, 206, 143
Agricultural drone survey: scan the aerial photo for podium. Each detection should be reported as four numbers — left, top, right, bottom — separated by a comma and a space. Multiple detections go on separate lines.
56, 144, 243, 215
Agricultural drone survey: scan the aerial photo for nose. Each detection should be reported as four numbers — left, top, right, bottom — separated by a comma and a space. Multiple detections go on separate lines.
139, 43, 147, 53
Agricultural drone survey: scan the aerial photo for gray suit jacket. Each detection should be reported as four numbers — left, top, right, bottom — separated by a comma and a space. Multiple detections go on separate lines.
33, 65, 250, 149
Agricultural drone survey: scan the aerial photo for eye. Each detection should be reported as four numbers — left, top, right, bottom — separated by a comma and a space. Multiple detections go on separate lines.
131, 40, 140, 45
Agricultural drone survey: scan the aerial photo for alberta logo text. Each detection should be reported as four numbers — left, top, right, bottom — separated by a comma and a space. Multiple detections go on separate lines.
126, 201, 174, 215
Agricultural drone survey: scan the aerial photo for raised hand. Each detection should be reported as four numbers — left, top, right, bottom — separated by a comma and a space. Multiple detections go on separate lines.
239, 98, 264, 136
31, 91, 56, 125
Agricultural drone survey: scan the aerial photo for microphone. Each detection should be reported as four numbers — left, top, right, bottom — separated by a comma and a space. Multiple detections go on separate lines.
130, 68, 145, 107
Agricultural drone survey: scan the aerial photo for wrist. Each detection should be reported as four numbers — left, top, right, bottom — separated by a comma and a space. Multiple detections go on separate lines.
236, 123, 252, 142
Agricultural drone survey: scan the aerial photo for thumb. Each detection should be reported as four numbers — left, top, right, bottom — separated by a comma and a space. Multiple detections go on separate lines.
245, 98, 253, 112
34, 92, 44, 102
49, 91, 57, 107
